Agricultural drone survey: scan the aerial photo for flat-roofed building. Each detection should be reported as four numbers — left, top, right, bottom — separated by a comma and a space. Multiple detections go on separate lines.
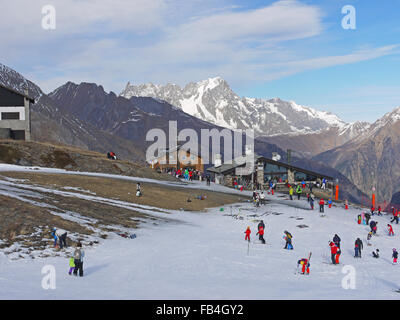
0, 84, 34, 140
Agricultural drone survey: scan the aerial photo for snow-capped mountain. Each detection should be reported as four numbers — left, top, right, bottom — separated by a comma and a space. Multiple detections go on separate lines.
120, 77, 347, 136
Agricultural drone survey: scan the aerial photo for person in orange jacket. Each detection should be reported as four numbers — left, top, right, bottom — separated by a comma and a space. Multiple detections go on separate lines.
244, 226, 251, 242
297, 258, 310, 275
319, 198, 325, 213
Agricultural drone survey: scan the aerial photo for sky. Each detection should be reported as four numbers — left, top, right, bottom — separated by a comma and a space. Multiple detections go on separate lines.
0, 0, 399, 123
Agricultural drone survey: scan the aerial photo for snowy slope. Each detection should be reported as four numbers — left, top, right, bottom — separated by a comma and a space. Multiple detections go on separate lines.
120, 78, 347, 136
1, 166, 400, 299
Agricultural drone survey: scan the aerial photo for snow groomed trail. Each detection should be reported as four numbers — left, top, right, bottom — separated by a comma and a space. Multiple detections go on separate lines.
0, 164, 400, 299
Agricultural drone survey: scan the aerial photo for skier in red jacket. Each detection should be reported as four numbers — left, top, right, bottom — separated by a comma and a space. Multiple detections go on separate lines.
319, 198, 325, 213
244, 226, 251, 242
388, 224, 395, 236
256, 226, 265, 244
329, 241, 340, 264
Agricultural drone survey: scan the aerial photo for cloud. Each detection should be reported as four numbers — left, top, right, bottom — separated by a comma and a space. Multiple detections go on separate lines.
1, 0, 399, 96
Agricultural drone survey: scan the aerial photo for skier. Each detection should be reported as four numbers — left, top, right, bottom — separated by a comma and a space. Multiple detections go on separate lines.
372, 249, 380, 258
391, 210, 399, 224
297, 258, 310, 275
371, 206, 375, 216
345, 200, 349, 210
319, 198, 325, 213
296, 185, 302, 200
393, 248, 398, 264
283, 230, 293, 250
309, 195, 314, 210
357, 214, 362, 225
378, 206, 382, 216
258, 220, 265, 231
244, 226, 251, 242
256, 226, 266, 244
367, 231, 373, 246
289, 186, 293, 200
388, 224, 395, 236
354, 238, 363, 258
260, 191, 266, 205
329, 241, 340, 264
328, 198, 332, 209
364, 212, 371, 226
370, 221, 378, 235
333, 234, 341, 249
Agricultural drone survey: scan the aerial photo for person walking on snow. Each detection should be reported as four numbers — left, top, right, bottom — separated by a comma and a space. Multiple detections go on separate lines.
365, 212, 371, 226
309, 195, 314, 210
392, 248, 398, 264
297, 258, 310, 275
370, 221, 378, 235
283, 230, 293, 250
319, 198, 325, 213
391, 210, 399, 224
68, 256, 75, 275
244, 226, 251, 242
289, 186, 294, 200
367, 231, 373, 246
354, 238, 363, 258
388, 224, 395, 236
322, 178, 326, 190
73, 242, 85, 277
296, 185, 302, 200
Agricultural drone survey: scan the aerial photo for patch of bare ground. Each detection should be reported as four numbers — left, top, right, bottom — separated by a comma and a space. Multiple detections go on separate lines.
0, 195, 92, 251
1, 172, 248, 211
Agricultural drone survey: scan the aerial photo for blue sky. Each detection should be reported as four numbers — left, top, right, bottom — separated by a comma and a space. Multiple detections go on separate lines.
1, 0, 399, 123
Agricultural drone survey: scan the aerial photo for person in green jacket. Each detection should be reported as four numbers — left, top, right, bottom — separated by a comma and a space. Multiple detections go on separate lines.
68, 257, 75, 275
296, 185, 302, 200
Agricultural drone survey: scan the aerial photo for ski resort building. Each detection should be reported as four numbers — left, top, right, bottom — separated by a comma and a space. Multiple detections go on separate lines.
207, 153, 334, 195
149, 145, 204, 172
0, 84, 33, 141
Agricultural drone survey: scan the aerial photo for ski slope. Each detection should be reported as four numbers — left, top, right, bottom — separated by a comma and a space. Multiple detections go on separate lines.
0, 166, 400, 299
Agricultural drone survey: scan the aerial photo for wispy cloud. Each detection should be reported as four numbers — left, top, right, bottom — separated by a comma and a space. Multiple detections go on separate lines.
1, 0, 398, 96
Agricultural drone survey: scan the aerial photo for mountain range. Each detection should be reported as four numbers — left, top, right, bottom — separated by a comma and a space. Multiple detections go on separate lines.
1, 62, 392, 204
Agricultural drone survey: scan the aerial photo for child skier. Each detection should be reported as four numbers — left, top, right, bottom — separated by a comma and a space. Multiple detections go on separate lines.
388, 224, 395, 236
297, 258, 310, 275
333, 234, 341, 248
372, 249, 380, 258
357, 214, 362, 225
310, 195, 314, 210
244, 226, 251, 242
68, 257, 75, 275
328, 198, 332, 209
393, 248, 398, 264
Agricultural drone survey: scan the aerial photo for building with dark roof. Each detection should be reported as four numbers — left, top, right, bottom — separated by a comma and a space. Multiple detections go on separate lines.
207, 153, 334, 193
